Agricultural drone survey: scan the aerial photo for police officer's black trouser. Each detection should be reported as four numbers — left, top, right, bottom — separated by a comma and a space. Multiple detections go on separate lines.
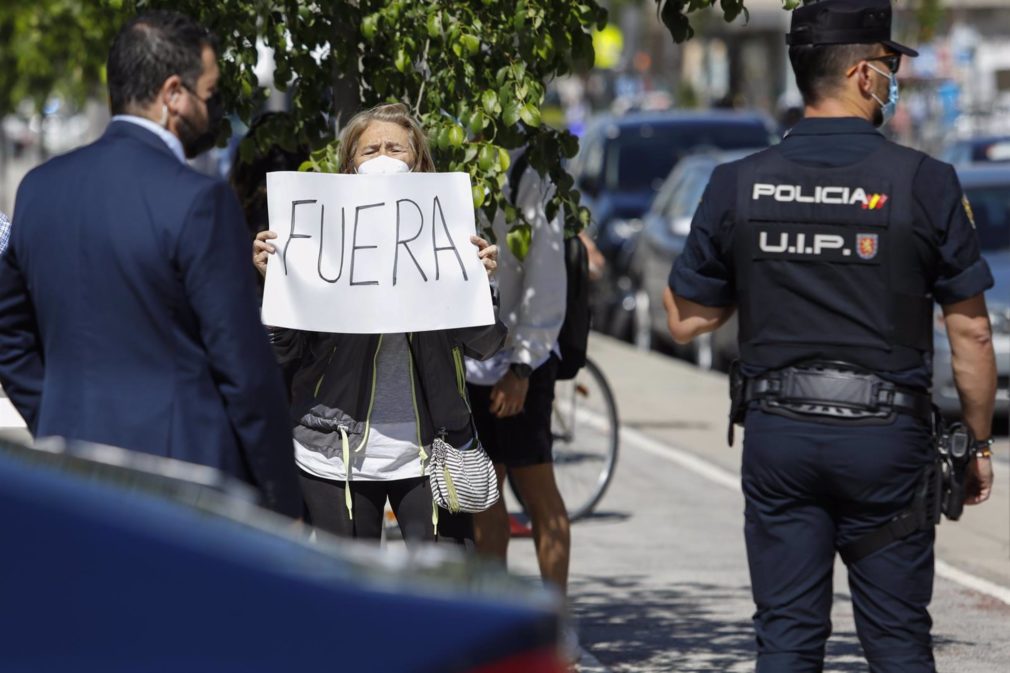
742, 409, 936, 673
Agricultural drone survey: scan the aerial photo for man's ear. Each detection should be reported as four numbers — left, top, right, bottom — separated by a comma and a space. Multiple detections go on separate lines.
854, 62, 876, 97
160, 75, 184, 111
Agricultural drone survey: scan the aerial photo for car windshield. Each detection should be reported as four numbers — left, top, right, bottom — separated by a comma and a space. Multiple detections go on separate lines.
964, 186, 1010, 251
604, 122, 770, 193
666, 164, 715, 221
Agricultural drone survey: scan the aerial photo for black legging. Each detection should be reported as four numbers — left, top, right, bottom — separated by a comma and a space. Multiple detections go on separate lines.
298, 470, 473, 548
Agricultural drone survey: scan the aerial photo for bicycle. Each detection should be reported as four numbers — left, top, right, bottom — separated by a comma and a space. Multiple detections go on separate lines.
509, 356, 620, 523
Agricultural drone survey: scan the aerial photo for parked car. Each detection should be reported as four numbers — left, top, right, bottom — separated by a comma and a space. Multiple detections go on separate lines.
940, 136, 1010, 165
630, 148, 761, 369
569, 110, 777, 337
0, 437, 567, 673
933, 164, 1010, 416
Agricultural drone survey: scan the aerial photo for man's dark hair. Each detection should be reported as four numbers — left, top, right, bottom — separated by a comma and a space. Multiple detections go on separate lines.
107, 11, 217, 115
789, 43, 878, 106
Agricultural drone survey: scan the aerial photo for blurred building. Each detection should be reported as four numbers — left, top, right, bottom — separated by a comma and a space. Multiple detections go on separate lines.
570, 0, 1010, 153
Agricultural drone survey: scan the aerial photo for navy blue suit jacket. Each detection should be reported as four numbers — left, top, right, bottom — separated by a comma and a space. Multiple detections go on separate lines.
0, 121, 301, 516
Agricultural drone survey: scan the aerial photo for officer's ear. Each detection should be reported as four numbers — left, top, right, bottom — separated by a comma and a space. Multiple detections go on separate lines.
846, 61, 874, 97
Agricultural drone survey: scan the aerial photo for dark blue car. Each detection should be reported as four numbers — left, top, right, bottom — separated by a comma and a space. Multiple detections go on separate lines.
571, 110, 777, 259
570, 110, 777, 338
0, 438, 567, 673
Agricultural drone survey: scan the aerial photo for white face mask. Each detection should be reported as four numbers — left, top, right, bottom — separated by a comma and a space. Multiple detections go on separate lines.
356, 155, 411, 175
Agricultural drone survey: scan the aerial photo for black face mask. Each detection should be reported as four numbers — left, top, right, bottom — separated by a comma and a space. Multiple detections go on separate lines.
178, 91, 224, 158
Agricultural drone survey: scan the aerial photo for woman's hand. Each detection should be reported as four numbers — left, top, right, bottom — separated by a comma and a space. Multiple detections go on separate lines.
254, 230, 278, 277
471, 235, 498, 279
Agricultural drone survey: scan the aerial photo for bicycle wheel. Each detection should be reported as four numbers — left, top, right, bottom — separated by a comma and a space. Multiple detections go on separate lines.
546, 358, 620, 521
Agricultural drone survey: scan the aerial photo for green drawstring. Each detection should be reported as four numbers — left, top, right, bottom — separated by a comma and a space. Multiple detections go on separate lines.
409, 335, 439, 534
340, 426, 352, 520
443, 463, 461, 513
407, 336, 427, 471
452, 347, 466, 397
342, 336, 384, 522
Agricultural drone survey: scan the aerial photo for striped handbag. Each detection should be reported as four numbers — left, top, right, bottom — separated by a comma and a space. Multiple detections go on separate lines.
427, 436, 499, 514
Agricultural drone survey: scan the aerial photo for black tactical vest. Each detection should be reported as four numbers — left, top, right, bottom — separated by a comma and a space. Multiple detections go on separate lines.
733, 142, 933, 372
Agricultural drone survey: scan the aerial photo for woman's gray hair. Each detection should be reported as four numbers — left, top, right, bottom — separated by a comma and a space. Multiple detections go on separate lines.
337, 103, 436, 174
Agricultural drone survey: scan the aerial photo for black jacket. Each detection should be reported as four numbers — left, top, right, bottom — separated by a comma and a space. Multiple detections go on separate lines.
271, 319, 507, 461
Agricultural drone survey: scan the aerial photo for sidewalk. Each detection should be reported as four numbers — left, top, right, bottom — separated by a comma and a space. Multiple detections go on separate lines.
506, 334, 1010, 672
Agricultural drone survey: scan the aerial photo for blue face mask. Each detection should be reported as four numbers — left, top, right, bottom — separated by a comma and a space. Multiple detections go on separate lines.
868, 64, 899, 127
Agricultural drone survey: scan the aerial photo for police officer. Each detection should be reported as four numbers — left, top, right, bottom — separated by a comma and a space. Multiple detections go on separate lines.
663, 1, 997, 671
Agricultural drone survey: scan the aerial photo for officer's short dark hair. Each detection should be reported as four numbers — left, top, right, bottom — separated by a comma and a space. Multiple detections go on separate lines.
789, 43, 879, 106
107, 11, 218, 115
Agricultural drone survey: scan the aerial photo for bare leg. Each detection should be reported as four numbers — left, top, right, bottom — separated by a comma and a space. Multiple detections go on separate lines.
473, 464, 510, 561
510, 463, 570, 594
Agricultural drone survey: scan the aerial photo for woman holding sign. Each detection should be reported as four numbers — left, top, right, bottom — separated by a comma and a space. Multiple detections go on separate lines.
254, 103, 503, 546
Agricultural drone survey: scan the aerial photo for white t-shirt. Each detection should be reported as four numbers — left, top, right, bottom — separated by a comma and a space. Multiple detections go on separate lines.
464, 162, 566, 387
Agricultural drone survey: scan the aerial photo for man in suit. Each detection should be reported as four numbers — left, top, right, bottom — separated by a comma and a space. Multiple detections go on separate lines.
0, 12, 301, 517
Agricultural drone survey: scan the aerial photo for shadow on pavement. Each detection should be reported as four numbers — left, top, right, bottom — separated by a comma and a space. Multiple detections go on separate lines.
578, 511, 632, 524
571, 575, 869, 672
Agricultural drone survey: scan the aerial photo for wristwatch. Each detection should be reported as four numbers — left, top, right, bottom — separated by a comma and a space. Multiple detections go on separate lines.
972, 436, 995, 459
509, 363, 533, 380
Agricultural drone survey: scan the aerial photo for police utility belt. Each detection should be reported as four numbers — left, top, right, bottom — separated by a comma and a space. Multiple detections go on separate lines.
728, 361, 971, 565
728, 360, 932, 445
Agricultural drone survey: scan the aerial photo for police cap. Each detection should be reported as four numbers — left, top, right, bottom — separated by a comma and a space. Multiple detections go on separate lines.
786, 0, 918, 57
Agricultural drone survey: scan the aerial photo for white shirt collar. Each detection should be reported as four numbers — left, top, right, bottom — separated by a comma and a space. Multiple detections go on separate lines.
111, 114, 187, 164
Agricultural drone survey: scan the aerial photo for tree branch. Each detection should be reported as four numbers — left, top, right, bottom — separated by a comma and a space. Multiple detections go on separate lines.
414, 37, 431, 117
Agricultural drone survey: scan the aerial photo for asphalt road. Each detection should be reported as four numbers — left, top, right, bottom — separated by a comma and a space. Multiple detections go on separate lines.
508, 334, 1010, 672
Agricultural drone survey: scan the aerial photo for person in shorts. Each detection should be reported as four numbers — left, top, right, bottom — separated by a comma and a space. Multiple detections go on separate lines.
465, 157, 570, 593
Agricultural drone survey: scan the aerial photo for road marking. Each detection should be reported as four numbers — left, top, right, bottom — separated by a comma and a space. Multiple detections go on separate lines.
934, 559, 1010, 606
620, 424, 740, 491
606, 416, 1010, 607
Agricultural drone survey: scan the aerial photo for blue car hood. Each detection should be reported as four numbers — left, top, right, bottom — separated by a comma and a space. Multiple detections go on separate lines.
599, 191, 657, 221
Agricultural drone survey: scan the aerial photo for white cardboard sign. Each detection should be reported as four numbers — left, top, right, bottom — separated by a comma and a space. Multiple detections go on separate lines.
261, 171, 494, 334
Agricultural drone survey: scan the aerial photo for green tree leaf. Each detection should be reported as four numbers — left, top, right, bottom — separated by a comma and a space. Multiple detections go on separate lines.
481, 90, 499, 115
472, 183, 486, 208
447, 124, 465, 148
502, 101, 521, 127
519, 102, 541, 127
362, 14, 379, 40
460, 34, 480, 56
506, 225, 532, 261
467, 110, 485, 135
394, 47, 410, 73
497, 147, 511, 172
426, 12, 442, 39
477, 144, 498, 172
